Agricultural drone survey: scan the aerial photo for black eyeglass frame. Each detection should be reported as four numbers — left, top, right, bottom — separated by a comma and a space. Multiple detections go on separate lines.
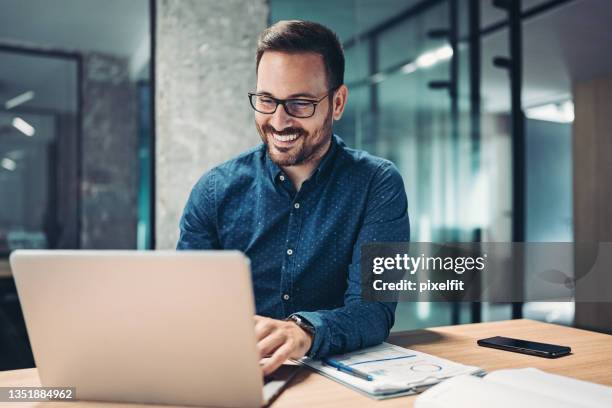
247, 88, 338, 118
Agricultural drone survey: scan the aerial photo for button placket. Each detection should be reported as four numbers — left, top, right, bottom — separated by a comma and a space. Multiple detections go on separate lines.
280, 190, 307, 316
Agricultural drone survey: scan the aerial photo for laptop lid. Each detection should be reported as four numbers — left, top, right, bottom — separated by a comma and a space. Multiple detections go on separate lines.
10, 250, 264, 407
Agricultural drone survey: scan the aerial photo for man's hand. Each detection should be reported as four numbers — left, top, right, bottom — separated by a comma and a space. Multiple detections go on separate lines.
254, 315, 313, 375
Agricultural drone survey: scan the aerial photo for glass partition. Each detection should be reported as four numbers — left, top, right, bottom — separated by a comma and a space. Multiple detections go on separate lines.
0, 50, 79, 256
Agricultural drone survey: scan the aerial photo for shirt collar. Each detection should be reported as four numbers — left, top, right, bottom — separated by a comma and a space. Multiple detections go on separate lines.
264, 147, 284, 182
264, 134, 341, 185
312, 134, 340, 183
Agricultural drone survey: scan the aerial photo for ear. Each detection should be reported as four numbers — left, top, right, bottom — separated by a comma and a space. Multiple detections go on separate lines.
332, 85, 348, 121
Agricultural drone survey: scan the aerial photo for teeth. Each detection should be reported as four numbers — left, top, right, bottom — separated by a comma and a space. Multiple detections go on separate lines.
273, 133, 299, 142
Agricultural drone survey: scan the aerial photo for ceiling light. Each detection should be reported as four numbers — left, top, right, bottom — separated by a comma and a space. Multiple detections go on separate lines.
369, 45, 455, 84
5, 91, 35, 110
1, 158, 17, 171
435, 45, 453, 60
371, 73, 386, 84
12, 117, 36, 137
415, 51, 438, 68
525, 100, 574, 123
401, 62, 417, 75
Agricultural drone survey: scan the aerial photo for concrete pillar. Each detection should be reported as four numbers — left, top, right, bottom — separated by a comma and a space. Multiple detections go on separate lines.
81, 53, 138, 249
155, 0, 268, 249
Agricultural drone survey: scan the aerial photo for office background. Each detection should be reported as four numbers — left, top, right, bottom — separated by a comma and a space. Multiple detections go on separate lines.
0, 0, 611, 370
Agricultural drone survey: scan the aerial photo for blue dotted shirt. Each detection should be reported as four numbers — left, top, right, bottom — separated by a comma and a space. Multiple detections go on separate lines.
177, 135, 410, 358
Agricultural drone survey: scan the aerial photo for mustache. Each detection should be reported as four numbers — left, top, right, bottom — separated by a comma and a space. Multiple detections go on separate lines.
262, 125, 307, 137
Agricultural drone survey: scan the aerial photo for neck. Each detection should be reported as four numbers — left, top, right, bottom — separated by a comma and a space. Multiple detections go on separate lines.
282, 138, 331, 190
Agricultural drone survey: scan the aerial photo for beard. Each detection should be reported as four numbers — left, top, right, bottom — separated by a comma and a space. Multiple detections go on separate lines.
256, 109, 333, 167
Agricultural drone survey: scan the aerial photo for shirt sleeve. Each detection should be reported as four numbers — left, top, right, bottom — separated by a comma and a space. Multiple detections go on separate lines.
294, 161, 410, 358
176, 171, 221, 250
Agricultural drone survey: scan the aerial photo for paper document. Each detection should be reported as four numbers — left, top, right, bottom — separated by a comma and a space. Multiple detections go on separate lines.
415, 367, 612, 408
298, 343, 483, 399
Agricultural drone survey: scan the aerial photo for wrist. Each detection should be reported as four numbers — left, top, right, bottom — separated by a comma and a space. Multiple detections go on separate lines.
297, 324, 314, 352
286, 314, 315, 354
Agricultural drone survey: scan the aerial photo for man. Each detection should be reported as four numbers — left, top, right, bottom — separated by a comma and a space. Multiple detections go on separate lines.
177, 20, 410, 375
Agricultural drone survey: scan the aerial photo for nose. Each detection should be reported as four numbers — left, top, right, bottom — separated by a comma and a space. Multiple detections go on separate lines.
268, 103, 294, 131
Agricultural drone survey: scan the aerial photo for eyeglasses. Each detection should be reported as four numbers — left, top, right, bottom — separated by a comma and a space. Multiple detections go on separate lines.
248, 90, 334, 118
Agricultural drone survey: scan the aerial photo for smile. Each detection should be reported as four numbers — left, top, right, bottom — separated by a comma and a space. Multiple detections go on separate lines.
272, 133, 300, 142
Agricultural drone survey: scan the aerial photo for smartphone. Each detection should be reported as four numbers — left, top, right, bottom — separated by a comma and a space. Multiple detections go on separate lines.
477, 336, 571, 358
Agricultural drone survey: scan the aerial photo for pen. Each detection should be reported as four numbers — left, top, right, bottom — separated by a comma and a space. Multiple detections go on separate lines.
323, 358, 374, 381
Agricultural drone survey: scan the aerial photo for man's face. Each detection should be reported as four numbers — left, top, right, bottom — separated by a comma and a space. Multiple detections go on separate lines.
255, 51, 333, 167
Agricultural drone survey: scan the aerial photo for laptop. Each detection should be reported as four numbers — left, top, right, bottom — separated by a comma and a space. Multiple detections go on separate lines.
10, 250, 299, 407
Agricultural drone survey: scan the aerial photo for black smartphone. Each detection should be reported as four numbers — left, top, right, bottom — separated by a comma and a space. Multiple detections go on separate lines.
477, 336, 571, 358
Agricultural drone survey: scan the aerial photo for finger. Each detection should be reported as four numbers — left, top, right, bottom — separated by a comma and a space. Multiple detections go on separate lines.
254, 320, 275, 342
257, 332, 285, 358
254, 315, 268, 327
261, 343, 293, 376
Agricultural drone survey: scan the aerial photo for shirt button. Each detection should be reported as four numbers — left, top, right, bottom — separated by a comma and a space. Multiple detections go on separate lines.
286, 249, 293, 256
282, 294, 290, 301
279, 175, 285, 181
294, 203, 300, 209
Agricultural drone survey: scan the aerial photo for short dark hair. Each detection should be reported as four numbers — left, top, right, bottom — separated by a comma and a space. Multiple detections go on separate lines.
256, 20, 345, 90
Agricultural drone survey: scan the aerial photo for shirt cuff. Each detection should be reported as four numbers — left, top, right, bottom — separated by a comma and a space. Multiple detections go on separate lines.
291, 311, 327, 358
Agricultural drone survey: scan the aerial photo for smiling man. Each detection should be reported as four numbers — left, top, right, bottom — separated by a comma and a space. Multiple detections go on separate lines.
177, 20, 410, 374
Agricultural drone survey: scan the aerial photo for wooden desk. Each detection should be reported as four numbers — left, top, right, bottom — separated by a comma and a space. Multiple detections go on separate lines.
1, 319, 610, 407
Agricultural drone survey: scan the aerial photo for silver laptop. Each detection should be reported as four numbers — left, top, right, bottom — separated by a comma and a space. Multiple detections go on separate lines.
10, 250, 298, 407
